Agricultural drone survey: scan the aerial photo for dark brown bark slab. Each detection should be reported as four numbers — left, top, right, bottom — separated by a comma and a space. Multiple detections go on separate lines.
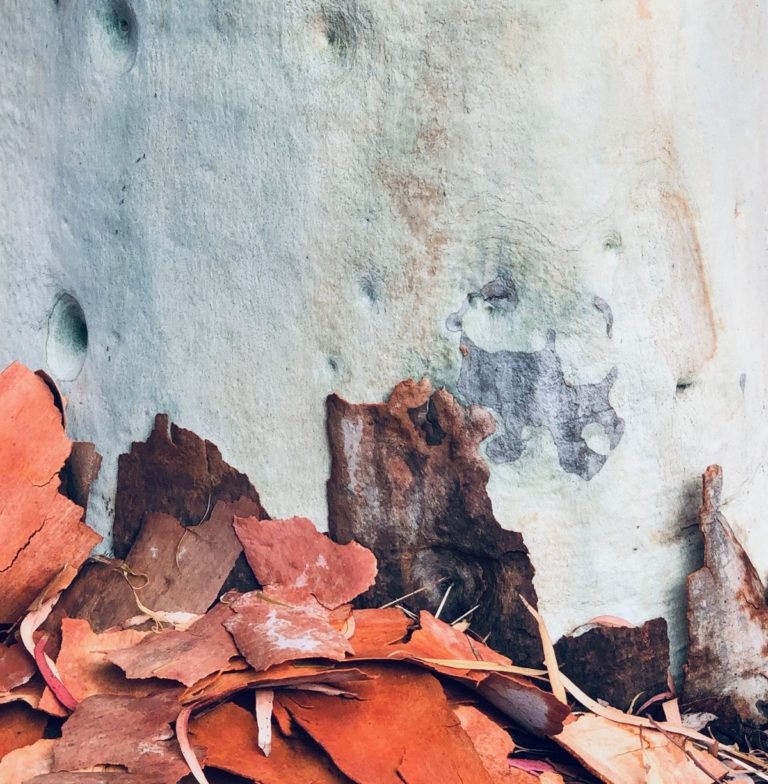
326, 379, 542, 666
113, 414, 266, 558
553, 618, 670, 712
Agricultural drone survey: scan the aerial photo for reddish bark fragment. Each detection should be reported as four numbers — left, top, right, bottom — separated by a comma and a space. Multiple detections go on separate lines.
52, 691, 189, 782
0, 701, 48, 760
189, 701, 351, 783
0, 644, 35, 693
0, 364, 102, 623
48, 559, 136, 638
224, 593, 352, 672
326, 379, 542, 665
109, 603, 241, 687
124, 510, 242, 615
684, 465, 768, 727
182, 666, 371, 707
278, 663, 494, 784
38, 619, 162, 714
233, 517, 376, 609
113, 414, 266, 560
453, 705, 535, 783
554, 618, 670, 712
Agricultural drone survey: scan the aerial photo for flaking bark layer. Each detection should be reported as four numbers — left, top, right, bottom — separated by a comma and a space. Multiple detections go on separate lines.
326, 378, 542, 666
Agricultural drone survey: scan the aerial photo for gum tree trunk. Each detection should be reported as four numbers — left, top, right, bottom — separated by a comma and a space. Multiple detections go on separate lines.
2, 1, 767, 667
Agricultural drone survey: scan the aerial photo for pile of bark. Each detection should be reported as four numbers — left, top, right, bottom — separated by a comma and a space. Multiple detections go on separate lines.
0, 361, 766, 783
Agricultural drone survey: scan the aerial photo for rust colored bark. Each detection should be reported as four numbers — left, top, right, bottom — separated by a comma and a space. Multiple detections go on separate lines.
327, 379, 542, 665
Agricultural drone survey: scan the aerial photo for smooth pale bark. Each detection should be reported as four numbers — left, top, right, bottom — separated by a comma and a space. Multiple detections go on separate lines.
1, 1, 766, 667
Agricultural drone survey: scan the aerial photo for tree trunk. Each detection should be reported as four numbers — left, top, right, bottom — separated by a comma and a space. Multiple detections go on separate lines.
1, 1, 766, 669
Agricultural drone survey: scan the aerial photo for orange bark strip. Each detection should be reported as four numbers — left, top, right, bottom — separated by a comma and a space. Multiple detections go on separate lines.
109, 603, 241, 687
0, 702, 48, 761
453, 705, 530, 783
189, 701, 351, 783
0, 363, 101, 623
233, 516, 377, 609
182, 665, 371, 706
349, 611, 569, 737
278, 663, 495, 784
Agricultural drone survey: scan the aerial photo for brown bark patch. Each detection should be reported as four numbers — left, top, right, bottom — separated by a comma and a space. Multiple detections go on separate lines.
326, 378, 542, 666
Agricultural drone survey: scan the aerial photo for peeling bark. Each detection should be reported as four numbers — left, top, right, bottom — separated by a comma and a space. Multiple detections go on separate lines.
326, 379, 542, 666
684, 465, 768, 728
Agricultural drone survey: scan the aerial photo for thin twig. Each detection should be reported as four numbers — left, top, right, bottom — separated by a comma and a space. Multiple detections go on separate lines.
379, 577, 448, 609
434, 583, 454, 620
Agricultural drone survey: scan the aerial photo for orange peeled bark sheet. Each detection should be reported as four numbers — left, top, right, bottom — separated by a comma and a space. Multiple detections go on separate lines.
277, 663, 496, 784
555, 714, 730, 784
0, 363, 102, 623
189, 701, 351, 783
0, 702, 48, 761
353, 611, 569, 738
0, 738, 55, 783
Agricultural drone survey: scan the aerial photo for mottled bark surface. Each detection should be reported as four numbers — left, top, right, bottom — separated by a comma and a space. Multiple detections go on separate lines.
327, 379, 542, 666
554, 618, 670, 712
113, 414, 267, 558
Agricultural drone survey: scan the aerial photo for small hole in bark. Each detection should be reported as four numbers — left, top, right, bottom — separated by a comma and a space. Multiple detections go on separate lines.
46, 293, 89, 381
676, 380, 694, 393
86, 0, 139, 75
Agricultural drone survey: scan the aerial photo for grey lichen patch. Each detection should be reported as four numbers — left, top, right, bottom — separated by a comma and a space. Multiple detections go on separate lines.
458, 330, 624, 480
